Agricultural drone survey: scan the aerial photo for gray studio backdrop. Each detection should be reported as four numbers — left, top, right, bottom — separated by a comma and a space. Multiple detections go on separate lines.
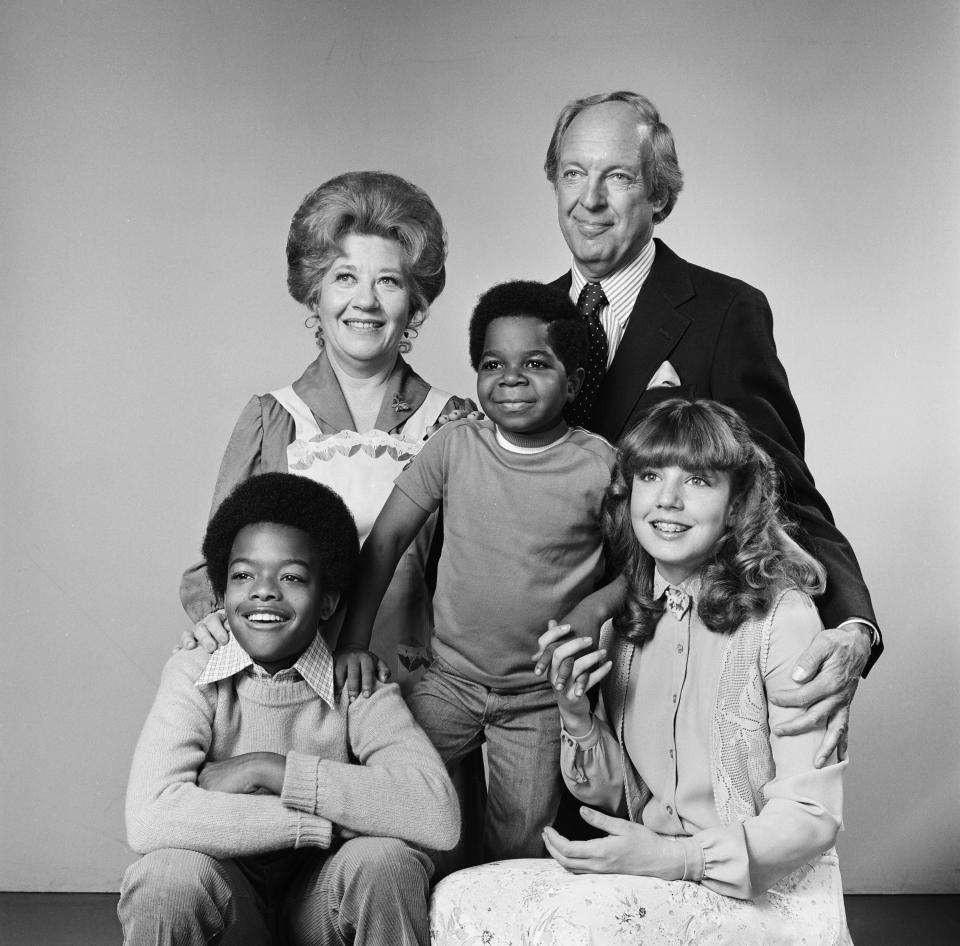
2, 0, 957, 893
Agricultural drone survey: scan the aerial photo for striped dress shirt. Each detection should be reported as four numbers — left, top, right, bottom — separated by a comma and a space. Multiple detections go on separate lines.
569, 239, 656, 368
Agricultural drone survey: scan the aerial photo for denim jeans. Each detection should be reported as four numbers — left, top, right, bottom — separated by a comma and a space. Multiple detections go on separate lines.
406, 659, 562, 861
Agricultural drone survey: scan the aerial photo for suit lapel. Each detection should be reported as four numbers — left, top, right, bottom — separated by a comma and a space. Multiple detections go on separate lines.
592, 240, 694, 441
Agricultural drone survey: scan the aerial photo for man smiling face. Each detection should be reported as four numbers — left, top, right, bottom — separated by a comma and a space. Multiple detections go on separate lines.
554, 101, 666, 280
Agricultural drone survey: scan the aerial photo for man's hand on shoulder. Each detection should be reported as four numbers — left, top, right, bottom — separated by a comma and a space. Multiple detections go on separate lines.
768, 622, 873, 767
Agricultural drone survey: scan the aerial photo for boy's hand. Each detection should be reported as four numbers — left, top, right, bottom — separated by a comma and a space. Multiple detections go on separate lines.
532, 604, 604, 689
333, 824, 361, 842
333, 646, 391, 701
532, 619, 576, 677
178, 609, 230, 654
548, 632, 612, 719
199, 752, 285, 795
425, 398, 484, 438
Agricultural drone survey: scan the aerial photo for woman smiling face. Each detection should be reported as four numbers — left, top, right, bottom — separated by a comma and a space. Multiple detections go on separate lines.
315, 233, 413, 376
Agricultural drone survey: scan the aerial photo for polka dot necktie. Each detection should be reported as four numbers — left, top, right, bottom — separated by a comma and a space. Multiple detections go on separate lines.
566, 282, 609, 428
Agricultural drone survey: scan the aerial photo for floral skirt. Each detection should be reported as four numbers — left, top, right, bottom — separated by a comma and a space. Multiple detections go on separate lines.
430, 854, 851, 945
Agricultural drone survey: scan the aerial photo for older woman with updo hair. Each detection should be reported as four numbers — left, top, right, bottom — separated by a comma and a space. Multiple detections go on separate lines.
180, 171, 474, 690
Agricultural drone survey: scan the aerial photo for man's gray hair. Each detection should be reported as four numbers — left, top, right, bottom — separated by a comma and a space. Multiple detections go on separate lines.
544, 91, 683, 224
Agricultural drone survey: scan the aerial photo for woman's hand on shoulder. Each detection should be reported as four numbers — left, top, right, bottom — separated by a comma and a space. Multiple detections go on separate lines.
543, 809, 683, 880
333, 645, 391, 701
177, 609, 230, 654
425, 397, 483, 438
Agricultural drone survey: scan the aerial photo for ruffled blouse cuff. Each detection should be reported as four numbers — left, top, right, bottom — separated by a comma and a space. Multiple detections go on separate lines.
689, 821, 754, 899
559, 716, 625, 814
560, 717, 603, 784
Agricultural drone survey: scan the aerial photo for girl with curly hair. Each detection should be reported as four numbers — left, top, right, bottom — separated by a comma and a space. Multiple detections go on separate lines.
431, 398, 851, 946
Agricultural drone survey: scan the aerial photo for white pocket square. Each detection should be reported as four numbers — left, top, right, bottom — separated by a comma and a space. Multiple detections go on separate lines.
646, 360, 681, 389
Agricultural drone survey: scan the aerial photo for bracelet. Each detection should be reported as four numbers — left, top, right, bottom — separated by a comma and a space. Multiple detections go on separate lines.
560, 718, 595, 747
666, 835, 688, 881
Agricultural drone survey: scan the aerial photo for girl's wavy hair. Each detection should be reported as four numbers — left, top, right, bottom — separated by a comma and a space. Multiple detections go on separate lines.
286, 171, 447, 353
602, 398, 825, 644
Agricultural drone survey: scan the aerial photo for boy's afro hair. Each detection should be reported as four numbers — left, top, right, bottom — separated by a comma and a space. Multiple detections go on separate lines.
202, 472, 359, 601
468, 280, 588, 374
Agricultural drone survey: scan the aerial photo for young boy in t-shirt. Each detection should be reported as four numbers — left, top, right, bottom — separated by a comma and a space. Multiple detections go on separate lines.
119, 473, 458, 946
336, 281, 620, 862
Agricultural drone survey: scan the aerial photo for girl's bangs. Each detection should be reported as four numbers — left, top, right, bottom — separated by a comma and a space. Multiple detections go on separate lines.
622, 407, 744, 476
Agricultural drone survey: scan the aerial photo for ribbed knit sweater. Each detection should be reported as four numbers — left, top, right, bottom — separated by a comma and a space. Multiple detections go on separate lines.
125, 645, 459, 858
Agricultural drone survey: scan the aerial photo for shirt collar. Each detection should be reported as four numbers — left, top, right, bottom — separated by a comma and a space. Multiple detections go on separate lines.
653, 567, 703, 602
293, 351, 431, 435
494, 425, 572, 454
195, 633, 336, 707
570, 238, 656, 325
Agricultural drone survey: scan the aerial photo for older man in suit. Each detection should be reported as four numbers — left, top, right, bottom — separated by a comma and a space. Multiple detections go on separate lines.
544, 91, 880, 766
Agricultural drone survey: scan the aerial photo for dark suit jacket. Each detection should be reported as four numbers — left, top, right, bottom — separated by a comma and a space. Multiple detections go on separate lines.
554, 238, 882, 673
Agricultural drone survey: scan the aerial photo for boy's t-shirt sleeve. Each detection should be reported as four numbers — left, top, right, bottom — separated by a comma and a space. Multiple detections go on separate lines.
124, 649, 332, 858
393, 421, 455, 513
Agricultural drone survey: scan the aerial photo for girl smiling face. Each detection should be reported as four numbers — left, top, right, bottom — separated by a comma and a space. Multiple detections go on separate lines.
314, 233, 413, 377
630, 465, 733, 585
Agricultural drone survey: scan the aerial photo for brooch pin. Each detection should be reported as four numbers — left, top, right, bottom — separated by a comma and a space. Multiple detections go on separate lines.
391, 392, 410, 413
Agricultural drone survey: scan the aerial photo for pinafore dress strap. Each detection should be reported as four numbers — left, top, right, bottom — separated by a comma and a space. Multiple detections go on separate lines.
402, 387, 453, 440
269, 385, 321, 441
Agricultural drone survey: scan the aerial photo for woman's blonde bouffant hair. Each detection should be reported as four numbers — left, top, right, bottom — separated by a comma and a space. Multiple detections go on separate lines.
602, 398, 826, 645
286, 171, 447, 351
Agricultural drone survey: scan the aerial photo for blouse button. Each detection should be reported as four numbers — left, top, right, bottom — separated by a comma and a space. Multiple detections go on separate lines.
676, 643, 684, 654
669, 748, 674, 759
666, 805, 674, 815
672, 693, 678, 703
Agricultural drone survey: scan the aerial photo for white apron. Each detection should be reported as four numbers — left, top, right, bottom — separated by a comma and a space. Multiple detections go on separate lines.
270, 384, 451, 691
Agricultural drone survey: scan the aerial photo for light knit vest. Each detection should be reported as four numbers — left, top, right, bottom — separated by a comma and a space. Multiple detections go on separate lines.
600, 587, 792, 828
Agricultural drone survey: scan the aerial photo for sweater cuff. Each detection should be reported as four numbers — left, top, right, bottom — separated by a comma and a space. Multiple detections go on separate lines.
295, 813, 333, 849
281, 750, 322, 815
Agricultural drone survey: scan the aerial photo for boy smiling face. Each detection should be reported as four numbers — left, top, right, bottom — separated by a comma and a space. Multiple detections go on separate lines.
476, 316, 583, 444
224, 522, 338, 673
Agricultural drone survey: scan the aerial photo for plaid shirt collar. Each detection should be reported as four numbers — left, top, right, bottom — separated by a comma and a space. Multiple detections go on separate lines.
195, 632, 336, 707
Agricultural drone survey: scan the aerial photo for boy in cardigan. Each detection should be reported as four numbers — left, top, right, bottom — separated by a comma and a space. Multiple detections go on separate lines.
119, 473, 458, 946
336, 282, 621, 863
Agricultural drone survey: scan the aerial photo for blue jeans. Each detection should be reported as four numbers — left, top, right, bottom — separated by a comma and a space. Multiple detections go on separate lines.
406, 660, 562, 861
